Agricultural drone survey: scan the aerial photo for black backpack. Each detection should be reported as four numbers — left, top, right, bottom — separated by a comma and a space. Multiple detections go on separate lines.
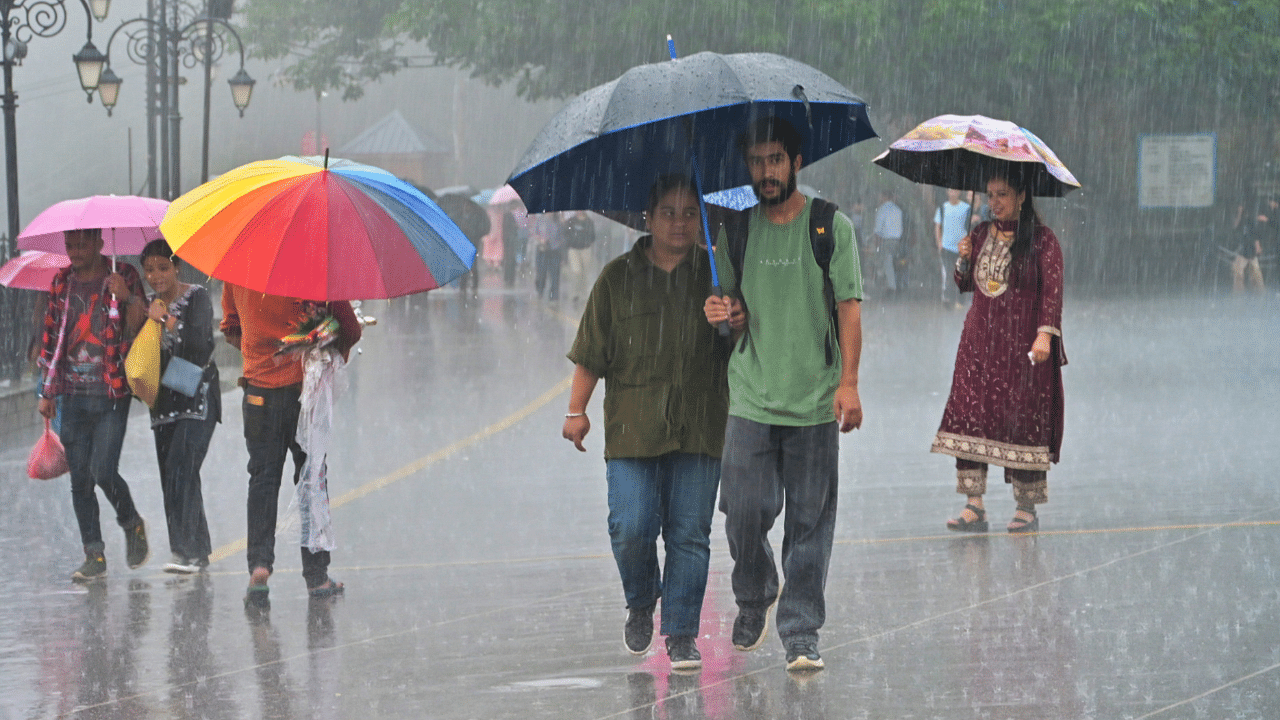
721, 198, 841, 365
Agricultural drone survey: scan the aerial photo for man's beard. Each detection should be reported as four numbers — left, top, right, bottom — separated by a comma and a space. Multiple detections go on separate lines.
753, 172, 797, 207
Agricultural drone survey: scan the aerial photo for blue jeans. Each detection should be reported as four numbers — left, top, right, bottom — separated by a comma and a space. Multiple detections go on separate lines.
720, 417, 839, 646
606, 453, 720, 637
60, 395, 141, 550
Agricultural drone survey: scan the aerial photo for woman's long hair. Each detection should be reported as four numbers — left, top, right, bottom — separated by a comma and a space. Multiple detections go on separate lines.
1001, 167, 1041, 262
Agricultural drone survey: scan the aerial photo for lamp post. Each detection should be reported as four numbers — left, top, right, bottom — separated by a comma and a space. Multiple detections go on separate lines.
0, 0, 110, 257
93, 0, 251, 200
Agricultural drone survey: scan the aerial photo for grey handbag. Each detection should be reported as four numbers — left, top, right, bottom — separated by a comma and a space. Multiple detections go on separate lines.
161, 356, 204, 397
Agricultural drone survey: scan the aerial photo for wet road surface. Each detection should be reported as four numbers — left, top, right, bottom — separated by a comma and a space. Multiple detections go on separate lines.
2, 277, 1278, 719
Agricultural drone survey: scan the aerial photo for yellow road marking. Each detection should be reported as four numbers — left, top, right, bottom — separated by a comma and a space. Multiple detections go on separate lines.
208, 372, 574, 564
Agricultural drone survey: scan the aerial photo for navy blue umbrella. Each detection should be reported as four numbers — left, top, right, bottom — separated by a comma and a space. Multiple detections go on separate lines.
509, 45, 875, 332
507, 50, 876, 216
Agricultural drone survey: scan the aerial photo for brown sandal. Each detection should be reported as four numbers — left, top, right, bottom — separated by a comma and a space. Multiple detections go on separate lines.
946, 504, 988, 533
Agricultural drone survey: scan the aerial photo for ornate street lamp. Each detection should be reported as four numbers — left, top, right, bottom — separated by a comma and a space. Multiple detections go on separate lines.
71, 40, 106, 100
89, 0, 110, 22
95, 1, 252, 198
227, 66, 252, 117
0, 0, 109, 253
96, 65, 120, 115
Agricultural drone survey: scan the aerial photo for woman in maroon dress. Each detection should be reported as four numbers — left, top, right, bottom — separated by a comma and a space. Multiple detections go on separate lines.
934, 169, 1065, 533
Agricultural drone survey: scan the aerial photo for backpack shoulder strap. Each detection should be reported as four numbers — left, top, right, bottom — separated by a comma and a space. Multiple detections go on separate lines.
807, 198, 840, 366
808, 197, 838, 269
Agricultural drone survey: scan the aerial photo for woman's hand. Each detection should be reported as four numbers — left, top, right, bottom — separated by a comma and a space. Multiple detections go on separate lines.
147, 299, 167, 323
562, 414, 590, 452
1029, 331, 1052, 364
957, 234, 972, 260
147, 299, 178, 331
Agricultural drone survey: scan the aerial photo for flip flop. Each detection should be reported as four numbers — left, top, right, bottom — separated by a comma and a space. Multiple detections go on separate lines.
243, 584, 270, 609
308, 578, 345, 598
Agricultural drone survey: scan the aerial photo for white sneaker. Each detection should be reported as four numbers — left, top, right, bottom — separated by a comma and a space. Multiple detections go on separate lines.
163, 554, 203, 574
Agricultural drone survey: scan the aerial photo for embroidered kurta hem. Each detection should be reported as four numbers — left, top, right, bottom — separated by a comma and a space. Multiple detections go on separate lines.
931, 220, 1065, 472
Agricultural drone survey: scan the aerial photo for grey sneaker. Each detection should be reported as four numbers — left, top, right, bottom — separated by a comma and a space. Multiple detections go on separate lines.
665, 635, 701, 671
72, 552, 107, 583
785, 640, 824, 671
125, 518, 151, 569
623, 603, 656, 654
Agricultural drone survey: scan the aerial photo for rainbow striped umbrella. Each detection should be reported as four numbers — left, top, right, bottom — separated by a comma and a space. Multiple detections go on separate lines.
160, 154, 475, 301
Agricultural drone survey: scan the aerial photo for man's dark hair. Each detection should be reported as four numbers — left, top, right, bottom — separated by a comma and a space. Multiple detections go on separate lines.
646, 173, 695, 213
737, 116, 803, 161
141, 238, 180, 266
64, 228, 102, 243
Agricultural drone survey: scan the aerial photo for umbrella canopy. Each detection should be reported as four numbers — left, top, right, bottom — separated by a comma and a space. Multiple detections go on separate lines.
488, 184, 523, 206
0, 250, 68, 291
507, 51, 876, 214
17, 195, 169, 255
159, 155, 475, 301
872, 114, 1080, 197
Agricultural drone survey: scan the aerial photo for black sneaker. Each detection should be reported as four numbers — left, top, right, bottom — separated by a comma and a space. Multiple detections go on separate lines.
72, 552, 107, 583
665, 635, 701, 671
623, 603, 655, 654
732, 591, 779, 651
124, 518, 151, 569
785, 640, 824, 671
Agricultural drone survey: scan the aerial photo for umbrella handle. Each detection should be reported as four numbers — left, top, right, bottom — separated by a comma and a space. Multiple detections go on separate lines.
689, 155, 731, 338
711, 285, 731, 338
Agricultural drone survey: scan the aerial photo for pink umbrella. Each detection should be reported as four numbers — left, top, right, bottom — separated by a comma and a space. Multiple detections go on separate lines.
0, 250, 67, 291
488, 184, 523, 206
17, 195, 170, 256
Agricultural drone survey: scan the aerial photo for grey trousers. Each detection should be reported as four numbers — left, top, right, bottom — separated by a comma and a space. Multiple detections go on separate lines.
719, 416, 839, 646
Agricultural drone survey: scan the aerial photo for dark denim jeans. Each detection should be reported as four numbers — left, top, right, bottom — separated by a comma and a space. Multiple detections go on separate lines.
606, 453, 720, 637
60, 394, 140, 550
719, 417, 839, 646
153, 415, 215, 561
242, 384, 330, 588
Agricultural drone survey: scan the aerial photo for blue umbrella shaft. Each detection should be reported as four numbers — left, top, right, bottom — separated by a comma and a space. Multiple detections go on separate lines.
691, 154, 731, 337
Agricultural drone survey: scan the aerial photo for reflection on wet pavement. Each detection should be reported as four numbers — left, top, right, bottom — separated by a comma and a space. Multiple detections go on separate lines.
1, 285, 1278, 718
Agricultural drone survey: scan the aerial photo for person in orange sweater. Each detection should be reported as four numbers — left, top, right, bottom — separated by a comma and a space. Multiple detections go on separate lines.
221, 285, 362, 605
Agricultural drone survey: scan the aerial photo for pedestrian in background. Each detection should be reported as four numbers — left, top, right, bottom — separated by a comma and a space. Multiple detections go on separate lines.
872, 188, 904, 294
562, 210, 597, 303
37, 228, 150, 582
532, 213, 564, 300
935, 168, 1066, 534
934, 188, 972, 308
140, 239, 220, 574
563, 175, 730, 672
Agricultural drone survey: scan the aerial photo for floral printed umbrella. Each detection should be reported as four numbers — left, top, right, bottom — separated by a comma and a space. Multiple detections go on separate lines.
873, 114, 1080, 196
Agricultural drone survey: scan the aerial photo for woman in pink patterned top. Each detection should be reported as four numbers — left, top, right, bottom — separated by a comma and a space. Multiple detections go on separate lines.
933, 168, 1065, 534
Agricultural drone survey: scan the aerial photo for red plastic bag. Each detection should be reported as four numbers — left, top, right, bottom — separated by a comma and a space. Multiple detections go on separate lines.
27, 418, 69, 480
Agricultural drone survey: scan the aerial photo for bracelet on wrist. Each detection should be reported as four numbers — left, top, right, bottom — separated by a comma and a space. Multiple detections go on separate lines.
565, 412, 586, 418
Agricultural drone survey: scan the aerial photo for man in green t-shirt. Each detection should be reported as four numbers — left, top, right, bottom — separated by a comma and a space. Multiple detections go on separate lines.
704, 117, 864, 672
